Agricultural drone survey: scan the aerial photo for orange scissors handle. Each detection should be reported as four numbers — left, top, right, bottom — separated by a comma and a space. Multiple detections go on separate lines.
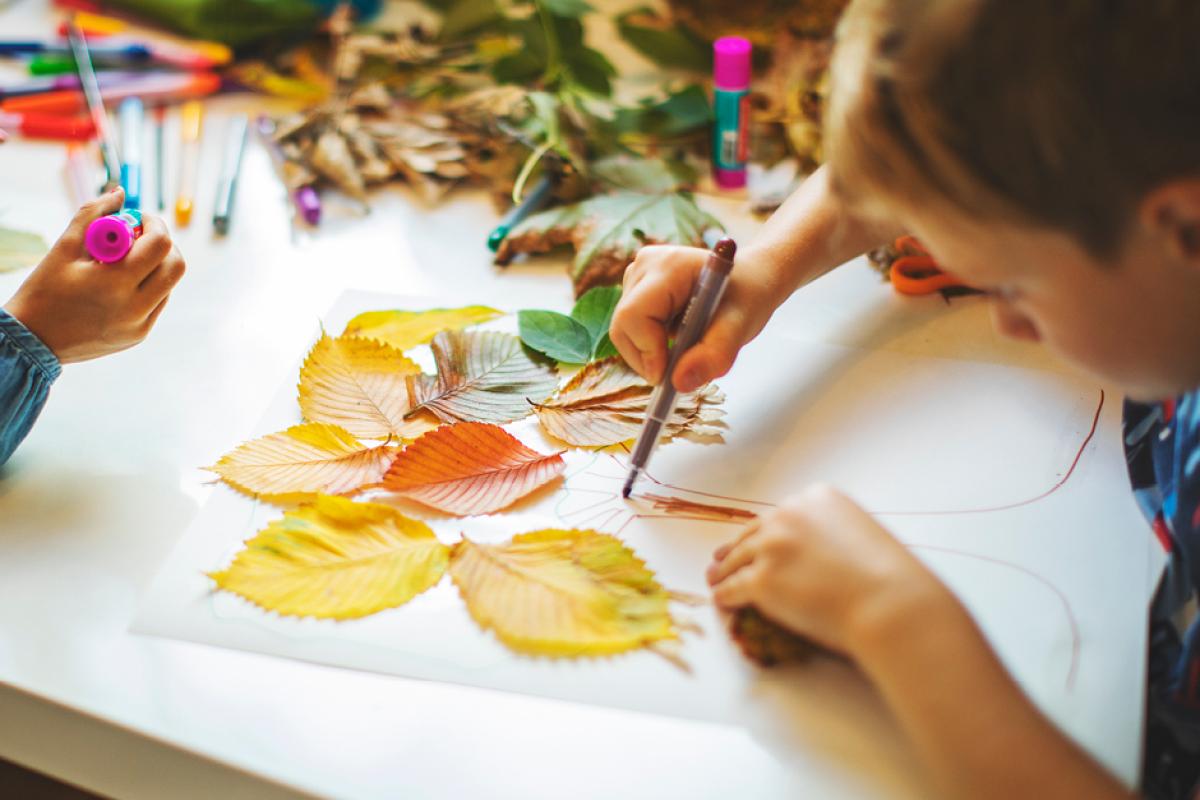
886, 236, 974, 296
890, 254, 970, 295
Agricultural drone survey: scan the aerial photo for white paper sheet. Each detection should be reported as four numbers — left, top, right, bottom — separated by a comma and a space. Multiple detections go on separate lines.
134, 290, 1152, 783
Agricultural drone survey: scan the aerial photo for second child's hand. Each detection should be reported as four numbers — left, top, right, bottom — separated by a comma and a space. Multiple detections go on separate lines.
3, 188, 186, 364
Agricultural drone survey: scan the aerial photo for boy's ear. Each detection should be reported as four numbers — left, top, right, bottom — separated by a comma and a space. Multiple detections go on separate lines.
1140, 179, 1200, 266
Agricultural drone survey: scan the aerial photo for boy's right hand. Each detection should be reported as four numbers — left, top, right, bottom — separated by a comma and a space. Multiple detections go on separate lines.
2, 187, 186, 364
610, 245, 773, 392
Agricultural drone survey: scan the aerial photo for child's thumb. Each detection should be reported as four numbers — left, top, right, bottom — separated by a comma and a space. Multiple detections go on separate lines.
670, 314, 746, 393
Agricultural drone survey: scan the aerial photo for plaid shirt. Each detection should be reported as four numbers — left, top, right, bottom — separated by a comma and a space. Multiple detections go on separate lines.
1126, 391, 1200, 799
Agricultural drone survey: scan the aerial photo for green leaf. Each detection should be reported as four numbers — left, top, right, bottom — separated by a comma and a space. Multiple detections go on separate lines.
496, 190, 723, 295
592, 332, 618, 360
613, 85, 712, 139
540, 0, 593, 16
592, 155, 694, 193
564, 46, 615, 95
0, 226, 48, 273
570, 285, 621, 357
518, 309, 593, 364
616, 7, 710, 72
438, 0, 503, 41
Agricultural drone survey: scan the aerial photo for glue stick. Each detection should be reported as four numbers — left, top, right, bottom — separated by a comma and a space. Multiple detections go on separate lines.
85, 209, 143, 263
712, 36, 752, 190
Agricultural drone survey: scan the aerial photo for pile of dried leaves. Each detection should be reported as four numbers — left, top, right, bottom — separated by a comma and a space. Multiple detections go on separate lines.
259, 0, 845, 291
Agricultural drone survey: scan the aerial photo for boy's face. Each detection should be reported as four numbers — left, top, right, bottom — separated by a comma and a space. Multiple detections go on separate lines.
896, 207, 1200, 400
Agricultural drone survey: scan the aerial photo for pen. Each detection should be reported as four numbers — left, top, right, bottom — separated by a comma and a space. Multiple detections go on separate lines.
622, 236, 737, 498
66, 21, 121, 192
119, 97, 142, 210
488, 173, 556, 252
154, 105, 165, 212
174, 100, 202, 226
213, 114, 248, 235
255, 115, 321, 225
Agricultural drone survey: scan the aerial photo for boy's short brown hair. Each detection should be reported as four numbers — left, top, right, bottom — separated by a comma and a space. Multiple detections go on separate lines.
826, 0, 1200, 258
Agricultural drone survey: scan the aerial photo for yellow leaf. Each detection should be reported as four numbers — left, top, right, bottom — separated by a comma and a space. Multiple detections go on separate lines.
209, 423, 399, 498
298, 333, 436, 439
534, 357, 725, 447
210, 496, 449, 620
449, 529, 678, 657
343, 306, 503, 351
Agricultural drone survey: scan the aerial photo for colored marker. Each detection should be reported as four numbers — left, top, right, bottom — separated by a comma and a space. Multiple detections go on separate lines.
0, 72, 221, 115
0, 41, 152, 60
119, 97, 142, 210
256, 115, 321, 225
488, 173, 556, 252
0, 70, 146, 100
85, 209, 143, 263
66, 21, 121, 192
175, 100, 203, 226
154, 105, 165, 212
56, 12, 233, 68
622, 237, 737, 498
28, 54, 153, 75
0, 110, 94, 140
712, 37, 751, 190
213, 114, 248, 235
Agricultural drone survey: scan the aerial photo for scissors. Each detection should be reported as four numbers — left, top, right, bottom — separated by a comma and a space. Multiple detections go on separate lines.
888, 235, 981, 297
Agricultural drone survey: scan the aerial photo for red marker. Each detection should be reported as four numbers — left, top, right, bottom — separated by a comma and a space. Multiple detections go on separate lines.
0, 72, 220, 115
0, 110, 94, 140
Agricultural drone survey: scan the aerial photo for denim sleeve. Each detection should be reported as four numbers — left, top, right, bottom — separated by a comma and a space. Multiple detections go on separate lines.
0, 308, 61, 466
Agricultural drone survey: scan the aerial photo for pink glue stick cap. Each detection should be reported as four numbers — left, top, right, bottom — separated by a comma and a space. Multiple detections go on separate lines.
713, 37, 752, 89
85, 215, 136, 263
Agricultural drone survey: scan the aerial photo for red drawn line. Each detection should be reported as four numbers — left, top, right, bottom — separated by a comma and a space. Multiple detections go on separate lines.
606, 451, 776, 509
605, 388, 1106, 519
908, 544, 1080, 691
560, 494, 619, 519
871, 389, 1105, 517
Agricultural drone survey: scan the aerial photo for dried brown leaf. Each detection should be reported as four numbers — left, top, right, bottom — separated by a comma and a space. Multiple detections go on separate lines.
533, 357, 725, 448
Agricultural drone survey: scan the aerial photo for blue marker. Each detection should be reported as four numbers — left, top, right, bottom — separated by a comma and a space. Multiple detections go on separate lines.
119, 97, 142, 210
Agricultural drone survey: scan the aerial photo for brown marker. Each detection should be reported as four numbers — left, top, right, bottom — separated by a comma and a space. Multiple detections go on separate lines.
622, 236, 737, 498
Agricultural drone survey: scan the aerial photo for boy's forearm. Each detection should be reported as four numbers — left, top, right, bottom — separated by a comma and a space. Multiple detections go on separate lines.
738, 166, 903, 302
850, 584, 1132, 800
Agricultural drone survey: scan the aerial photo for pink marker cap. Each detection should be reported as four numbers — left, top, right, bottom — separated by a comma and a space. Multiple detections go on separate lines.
713, 36, 752, 89
85, 215, 136, 263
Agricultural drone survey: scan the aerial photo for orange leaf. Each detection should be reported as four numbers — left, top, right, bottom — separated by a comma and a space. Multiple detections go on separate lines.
381, 422, 565, 515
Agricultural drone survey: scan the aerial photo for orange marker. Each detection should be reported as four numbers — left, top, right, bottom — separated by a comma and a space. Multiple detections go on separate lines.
175, 101, 203, 226
0, 72, 220, 115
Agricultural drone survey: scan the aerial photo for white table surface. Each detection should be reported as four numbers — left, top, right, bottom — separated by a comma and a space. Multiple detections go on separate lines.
0, 3, 1159, 797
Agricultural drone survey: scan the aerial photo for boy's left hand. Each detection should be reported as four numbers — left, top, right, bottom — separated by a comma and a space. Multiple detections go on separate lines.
707, 484, 951, 657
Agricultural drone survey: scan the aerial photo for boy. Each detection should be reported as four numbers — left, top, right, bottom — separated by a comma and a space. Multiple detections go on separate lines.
610, 1, 1200, 797
1, 187, 185, 465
